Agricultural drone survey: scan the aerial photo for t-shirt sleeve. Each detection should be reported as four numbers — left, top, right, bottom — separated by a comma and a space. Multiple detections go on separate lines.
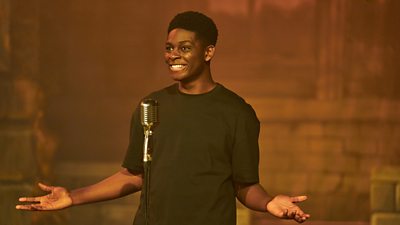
122, 104, 144, 173
231, 104, 260, 184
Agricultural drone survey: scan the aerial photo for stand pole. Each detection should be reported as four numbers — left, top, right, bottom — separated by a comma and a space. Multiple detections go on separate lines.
143, 160, 151, 225
143, 130, 152, 225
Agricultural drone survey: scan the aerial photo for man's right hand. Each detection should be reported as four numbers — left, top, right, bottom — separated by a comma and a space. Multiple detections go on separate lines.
16, 183, 72, 211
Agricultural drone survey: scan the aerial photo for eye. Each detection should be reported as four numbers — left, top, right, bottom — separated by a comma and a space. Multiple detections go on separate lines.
180, 45, 191, 52
165, 46, 174, 52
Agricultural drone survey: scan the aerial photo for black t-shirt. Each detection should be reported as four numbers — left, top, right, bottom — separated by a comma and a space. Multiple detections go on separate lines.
123, 83, 260, 225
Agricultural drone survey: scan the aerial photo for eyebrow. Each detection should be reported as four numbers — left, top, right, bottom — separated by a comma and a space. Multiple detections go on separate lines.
165, 40, 194, 45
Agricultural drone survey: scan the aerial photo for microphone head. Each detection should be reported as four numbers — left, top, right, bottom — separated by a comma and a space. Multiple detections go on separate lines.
140, 99, 159, 129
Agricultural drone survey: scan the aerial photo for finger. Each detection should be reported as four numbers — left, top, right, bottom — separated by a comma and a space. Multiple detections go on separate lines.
16, 204, 34, 210
294, 211, 310, 223
290, 195, 307, 203
294, 208, 308, 218
294, 214, 301, 222
295, 213, 307, 222
18, 197, 41, 202
287, 210, 297, 218
38, 182, 54, 192
296, 215, 308, 223
16, 203, 43, 211
296, 208, 310, 218
16, 205, 30, 210
301, 214, 311, 220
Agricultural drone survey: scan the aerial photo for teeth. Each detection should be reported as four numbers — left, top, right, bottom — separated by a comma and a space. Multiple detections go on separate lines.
170, 64, 186, 71
171, 65, 184, 68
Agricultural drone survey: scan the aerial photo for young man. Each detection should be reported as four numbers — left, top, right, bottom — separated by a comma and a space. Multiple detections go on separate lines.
16, 11, 310, 225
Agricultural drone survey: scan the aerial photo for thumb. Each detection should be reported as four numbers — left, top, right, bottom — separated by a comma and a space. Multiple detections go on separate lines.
38, 182, 54, 192
290, 195, 308, 203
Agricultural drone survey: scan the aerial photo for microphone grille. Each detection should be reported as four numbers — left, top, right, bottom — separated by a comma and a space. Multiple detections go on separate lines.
140, 99, 159, 128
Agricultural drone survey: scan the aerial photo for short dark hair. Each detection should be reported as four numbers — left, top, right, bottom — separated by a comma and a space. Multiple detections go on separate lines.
167, 11, 218, 46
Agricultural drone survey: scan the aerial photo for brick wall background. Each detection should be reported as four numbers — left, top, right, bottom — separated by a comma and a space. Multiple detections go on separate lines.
1, 0, 399, 225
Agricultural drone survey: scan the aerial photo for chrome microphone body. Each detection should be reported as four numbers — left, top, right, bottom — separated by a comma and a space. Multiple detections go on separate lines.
140, 99, 159, 162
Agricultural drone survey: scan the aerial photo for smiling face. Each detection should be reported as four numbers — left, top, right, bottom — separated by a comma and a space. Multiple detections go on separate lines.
164, 28, 214, 85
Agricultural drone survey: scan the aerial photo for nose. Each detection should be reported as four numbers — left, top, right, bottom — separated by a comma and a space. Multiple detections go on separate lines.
167, 48, 181, 60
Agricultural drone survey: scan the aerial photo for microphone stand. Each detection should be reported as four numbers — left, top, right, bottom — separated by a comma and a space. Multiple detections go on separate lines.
143, 127, 153, 225
140, 98, 158, 225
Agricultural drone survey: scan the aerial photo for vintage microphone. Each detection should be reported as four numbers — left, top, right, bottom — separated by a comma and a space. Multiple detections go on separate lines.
140, 99, 159, 225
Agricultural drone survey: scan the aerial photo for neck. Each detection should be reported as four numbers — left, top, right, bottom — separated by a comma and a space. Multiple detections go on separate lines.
178, 75, 216, 95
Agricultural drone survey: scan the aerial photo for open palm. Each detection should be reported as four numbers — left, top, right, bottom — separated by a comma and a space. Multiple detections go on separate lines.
16, 183, 72, 211
266, 195, 310, 223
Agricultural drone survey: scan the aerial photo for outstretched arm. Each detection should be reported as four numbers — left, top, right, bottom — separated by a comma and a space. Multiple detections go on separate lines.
235, 183, 310, 223
16, 168, 143, 211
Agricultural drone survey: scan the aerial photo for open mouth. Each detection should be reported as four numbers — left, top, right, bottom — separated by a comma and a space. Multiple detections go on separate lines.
169, 64, 187, 72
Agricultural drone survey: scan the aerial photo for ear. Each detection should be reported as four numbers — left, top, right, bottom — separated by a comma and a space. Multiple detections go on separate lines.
204, 45, 216, 62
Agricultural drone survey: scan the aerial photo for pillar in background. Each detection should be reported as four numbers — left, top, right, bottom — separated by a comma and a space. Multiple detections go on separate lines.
371, 167, 400, 225
316, 0, 346, 100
